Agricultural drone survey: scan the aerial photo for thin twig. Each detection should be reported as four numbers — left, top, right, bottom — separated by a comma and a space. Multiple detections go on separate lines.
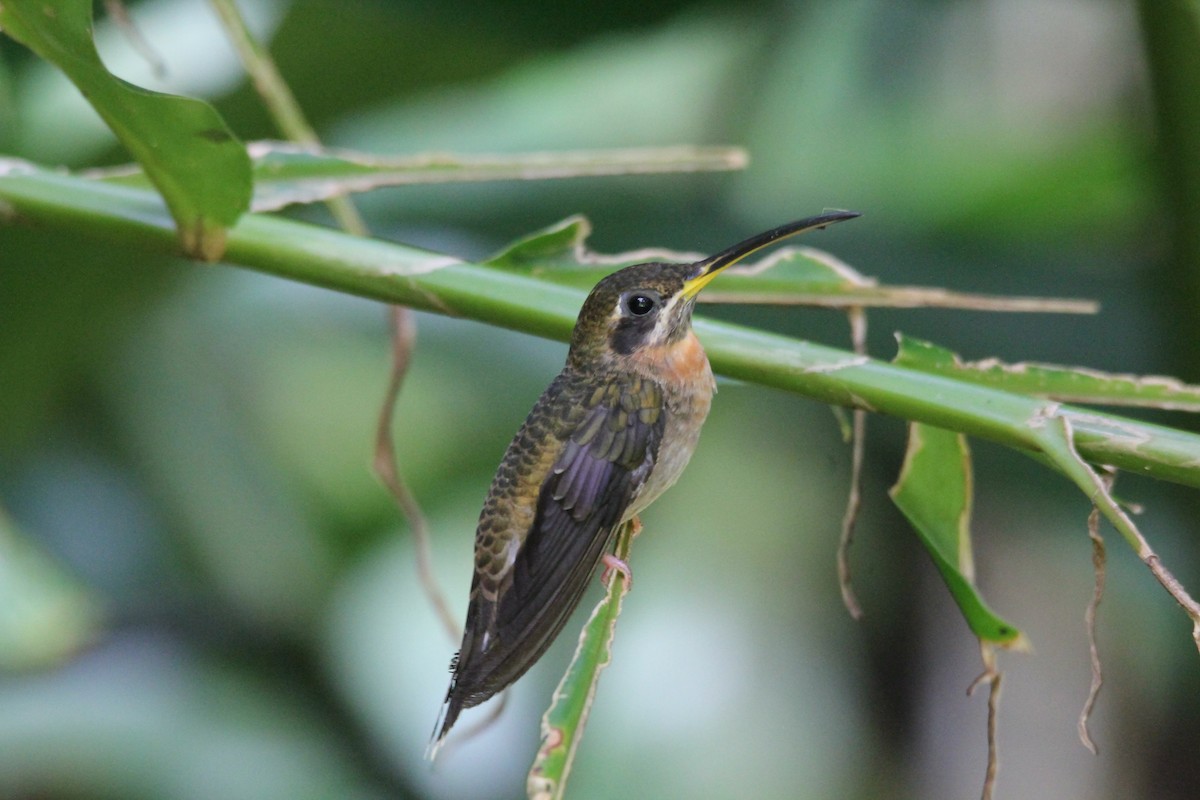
837, 306, 867, 619
373, 307, 459, 640
968, 644, 1002, 800
1049, 416, 1200, 653
206, 0, 365, 236
1078, 493, 1107, 754
104, 1, 167, 79
1146, 555, 1200, 652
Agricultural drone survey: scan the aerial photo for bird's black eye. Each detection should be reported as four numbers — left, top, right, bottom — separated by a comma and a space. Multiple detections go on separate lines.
625, 293, 656, 316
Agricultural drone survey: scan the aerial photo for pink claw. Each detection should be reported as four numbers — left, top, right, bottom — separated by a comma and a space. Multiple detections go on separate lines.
601, 553, 633, 591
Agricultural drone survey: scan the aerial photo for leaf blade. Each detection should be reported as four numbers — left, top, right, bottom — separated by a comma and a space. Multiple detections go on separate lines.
486, 216, 1095, 314
889, 423, 1024, 646
896, 334, 1200, 411
4, 168, 1200, 489
0, 0, 250, 258
91, 141, 746, 213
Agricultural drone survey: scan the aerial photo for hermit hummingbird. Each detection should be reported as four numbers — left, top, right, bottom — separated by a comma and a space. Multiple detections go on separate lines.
432, 211, 860, 749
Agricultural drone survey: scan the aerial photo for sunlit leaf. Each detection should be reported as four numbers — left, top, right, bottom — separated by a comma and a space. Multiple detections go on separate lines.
889, 423, 1024, 646
0, 0, 250, 259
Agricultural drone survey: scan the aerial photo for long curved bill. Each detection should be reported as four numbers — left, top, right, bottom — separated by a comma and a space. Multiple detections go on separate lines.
681, 210, 861, 298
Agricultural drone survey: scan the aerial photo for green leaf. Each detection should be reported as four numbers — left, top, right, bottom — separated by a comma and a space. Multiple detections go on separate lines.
0, 0, 250, 259
528, 522, 634, 799
487, 215, 1095, 314
889, 423, 1025, 647
485, 215, 596, 269
4, 167, 1200, 490
6, 163, 1200, 643
696, 250, 1093, 314
896, 334, 1200, 411
0, 508, 102, 670
91, 142, 747, 213
243, 143, 746, 212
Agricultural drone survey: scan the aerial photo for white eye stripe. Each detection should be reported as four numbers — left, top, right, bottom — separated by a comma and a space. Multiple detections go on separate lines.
651, 293, 682, 340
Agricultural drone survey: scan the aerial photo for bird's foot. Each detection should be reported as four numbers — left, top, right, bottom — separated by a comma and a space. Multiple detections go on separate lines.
601, 553, 633, 591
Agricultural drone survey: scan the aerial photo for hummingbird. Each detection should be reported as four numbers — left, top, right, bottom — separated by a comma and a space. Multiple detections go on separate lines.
432, 211, 860, 750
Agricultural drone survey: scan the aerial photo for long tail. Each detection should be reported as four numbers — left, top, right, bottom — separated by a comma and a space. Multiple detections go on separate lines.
426, 688, 462, 761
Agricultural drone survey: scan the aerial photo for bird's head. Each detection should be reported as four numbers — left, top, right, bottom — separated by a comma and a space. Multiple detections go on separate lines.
567, 210, 860, 368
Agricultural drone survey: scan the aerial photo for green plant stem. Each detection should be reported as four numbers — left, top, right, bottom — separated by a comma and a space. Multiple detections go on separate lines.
4, 170, 1200, 488
207, 0, 313, 142
527, 521, 635, 799
206, 0, 365, 236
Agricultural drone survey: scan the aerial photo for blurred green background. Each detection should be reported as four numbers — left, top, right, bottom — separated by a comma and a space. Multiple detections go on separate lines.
2, 0, 1199, 797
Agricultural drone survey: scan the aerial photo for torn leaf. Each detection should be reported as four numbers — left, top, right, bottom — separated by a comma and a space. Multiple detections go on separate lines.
486, 216, 1095, 313
486, 215, 596, 270
245, 143, 746, 212
896, 334, 1200, 411
702, 248, 1094, 313
89, 141, 747, 214
486, 215, 700, 274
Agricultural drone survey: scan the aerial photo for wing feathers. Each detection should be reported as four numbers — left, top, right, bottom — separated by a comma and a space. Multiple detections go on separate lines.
436, 373, 664, 742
